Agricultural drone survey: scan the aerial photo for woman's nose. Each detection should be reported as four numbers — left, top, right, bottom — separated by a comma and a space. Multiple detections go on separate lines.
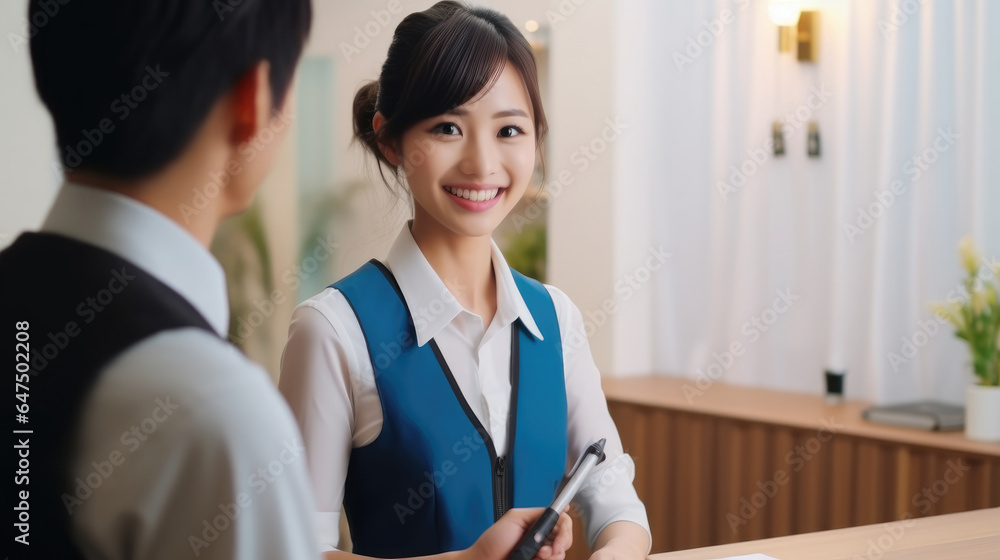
458, 133, 498, 178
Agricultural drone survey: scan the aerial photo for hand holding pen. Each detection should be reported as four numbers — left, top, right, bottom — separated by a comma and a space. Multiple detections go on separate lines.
507, 439, 607, 560
468, 507, 573, 560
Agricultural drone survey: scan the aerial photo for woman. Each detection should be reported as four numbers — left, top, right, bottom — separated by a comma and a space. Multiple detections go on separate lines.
279, 2, 650, 559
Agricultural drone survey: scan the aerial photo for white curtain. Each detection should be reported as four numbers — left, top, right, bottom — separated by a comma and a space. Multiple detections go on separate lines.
649, 0, 999, 404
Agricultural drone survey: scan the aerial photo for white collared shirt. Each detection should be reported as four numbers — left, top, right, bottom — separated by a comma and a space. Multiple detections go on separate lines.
40, 183, 320, 559
279, 224, 651, 552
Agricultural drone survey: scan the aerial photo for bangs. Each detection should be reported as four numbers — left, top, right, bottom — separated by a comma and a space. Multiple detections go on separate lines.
388, 10, 508, 135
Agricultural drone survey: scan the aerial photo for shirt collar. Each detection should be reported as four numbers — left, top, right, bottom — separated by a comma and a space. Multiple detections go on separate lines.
489, 239, 544, 342
40, 182, 230, 336
385, 223, 544, 347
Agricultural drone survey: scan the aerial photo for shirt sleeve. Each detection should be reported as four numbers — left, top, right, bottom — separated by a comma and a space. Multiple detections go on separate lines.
545, 286, 653, 552
278, 299, 359, 552
69, 329, 321, 560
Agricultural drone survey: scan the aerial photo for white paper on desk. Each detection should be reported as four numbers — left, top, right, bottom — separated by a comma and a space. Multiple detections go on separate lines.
708, 555, 781, 560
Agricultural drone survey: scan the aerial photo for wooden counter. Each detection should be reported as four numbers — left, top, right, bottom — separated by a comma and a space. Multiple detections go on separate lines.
565, 376, 1000, 560
650, 507, 999, 560
602, 376, 1000, 457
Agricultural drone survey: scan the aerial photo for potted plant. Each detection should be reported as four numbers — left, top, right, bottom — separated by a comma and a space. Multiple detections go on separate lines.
932, 236, 1000, 441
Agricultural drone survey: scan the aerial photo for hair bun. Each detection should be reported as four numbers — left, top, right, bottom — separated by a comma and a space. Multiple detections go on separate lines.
353, 81, 391, 167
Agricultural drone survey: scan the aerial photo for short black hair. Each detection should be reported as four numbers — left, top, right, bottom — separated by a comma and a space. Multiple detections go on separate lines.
29, 0, 312, 179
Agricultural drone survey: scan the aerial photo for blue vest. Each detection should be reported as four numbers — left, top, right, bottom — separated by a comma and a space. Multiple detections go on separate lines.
334, 260, 567, 557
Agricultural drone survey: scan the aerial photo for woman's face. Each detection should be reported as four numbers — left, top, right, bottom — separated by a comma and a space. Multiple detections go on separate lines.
397, 63, 537, 239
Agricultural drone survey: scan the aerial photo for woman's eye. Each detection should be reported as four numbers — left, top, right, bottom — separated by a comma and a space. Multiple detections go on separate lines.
432, 123, 461, 136
499, 125, 525, 138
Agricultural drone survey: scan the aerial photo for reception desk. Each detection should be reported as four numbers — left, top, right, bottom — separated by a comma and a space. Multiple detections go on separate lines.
650, 507, 999, 560
566, 376, 1000, 560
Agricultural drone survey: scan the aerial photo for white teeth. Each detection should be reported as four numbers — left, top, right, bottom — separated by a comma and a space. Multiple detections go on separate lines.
444, 186, 501, 202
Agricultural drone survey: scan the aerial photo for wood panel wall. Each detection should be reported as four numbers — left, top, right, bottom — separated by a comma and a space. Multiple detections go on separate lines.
565, 402, 1000, 560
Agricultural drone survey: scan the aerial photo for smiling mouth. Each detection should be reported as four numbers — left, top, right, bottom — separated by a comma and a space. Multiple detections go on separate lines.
443, 185, 503, 202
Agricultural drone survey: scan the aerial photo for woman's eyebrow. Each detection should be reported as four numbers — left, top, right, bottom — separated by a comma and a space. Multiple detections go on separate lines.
445, 107, 529, 118
492, 108, 529, 118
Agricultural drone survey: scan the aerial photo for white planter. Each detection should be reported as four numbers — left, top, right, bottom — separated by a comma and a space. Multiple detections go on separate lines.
965, 384, 1000, 442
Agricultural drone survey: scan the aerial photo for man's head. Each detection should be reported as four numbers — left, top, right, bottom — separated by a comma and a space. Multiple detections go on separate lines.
29, 0, 312, 226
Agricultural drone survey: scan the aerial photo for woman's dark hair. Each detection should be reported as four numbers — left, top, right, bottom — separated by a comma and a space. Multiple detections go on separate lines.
30, 0, 313, 179
353, 1, 546, 189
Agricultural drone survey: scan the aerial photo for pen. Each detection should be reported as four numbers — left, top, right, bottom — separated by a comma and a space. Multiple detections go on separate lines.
508, 438, 607, 560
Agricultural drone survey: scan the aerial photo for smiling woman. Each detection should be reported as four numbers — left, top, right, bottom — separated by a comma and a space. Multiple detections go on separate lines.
381, 63, 537, 239
277, 2, 650, 560
352, 1, 547, 201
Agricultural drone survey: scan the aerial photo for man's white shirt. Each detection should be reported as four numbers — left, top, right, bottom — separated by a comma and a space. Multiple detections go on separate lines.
44, 183, 320, 559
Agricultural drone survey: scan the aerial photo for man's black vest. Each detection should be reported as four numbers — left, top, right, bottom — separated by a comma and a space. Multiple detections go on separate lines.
2, 232, 216, 559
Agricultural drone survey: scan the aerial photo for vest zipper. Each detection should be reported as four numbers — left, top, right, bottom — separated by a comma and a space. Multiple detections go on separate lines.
493, 328, 519, 521
428, 330, 520, 524
494, 455, 509, 520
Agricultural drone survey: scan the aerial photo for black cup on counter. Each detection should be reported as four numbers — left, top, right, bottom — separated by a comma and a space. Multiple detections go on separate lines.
825, 369, 845, 404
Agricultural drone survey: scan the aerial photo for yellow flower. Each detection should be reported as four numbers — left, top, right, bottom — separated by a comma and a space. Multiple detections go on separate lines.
972, 290, 987, 315
957, 235, 981, 276
930, 301, 964, 330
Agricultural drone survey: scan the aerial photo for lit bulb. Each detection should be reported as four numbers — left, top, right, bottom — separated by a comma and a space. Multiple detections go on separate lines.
525, 20, 539, 33
769, 0, 801, 26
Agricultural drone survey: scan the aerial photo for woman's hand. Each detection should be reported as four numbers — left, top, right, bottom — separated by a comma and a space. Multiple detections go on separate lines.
466, 507, 573, 560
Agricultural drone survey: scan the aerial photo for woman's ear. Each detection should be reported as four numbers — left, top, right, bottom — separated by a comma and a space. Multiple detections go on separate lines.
372, 112, 401, 166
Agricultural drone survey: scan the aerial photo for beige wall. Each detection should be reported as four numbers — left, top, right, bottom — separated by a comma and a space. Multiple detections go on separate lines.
0, 0, 59, 247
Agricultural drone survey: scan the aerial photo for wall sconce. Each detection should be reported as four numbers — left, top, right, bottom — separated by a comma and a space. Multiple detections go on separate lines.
769, 0, 801, 27
770, 0, 819, 62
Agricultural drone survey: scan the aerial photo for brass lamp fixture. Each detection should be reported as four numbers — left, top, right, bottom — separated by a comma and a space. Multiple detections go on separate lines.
770, 0, 819, 62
